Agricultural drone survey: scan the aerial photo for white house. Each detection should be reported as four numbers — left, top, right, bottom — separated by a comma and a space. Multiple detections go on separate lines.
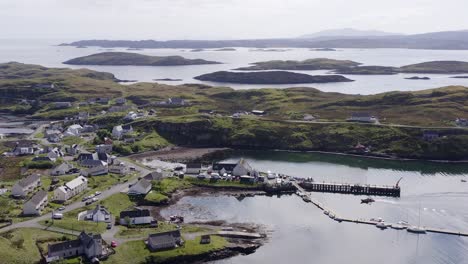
85, 205, 111, 222
185, 163, 202, 174
81, 165, 108, 177
128, 179, 152, 195
64, 124, 83, 137
109, 162, 129, 175
112, 125, 133, 139
347, 113, 378, 123
54, 176, 88, 202
11, 174, 41, 197
232, 158, 253, 177
23, 190, 48, 216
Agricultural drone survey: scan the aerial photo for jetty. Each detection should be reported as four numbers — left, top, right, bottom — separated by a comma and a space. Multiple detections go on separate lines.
299, 182, 400, 197
292, 182, 468, 237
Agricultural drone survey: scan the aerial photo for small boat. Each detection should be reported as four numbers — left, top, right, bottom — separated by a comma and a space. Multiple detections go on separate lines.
391, 224, 406, 230
302, 196, 311, 203
461, 179, 467, 183
407, 226, 426, 234
324, 210, 330, 215
329, 214, 336, 219
376, 222, 390, 229
361, 197, 375, 204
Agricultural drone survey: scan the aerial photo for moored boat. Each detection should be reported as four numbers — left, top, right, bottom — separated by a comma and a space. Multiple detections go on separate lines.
407, 226, 426, 234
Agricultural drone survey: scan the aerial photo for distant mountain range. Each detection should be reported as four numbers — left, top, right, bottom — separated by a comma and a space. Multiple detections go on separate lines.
62, 29, 468, 50
299, 28, 402, 39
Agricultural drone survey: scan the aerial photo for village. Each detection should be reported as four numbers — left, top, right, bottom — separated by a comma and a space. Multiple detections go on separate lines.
0, 104, 286, 263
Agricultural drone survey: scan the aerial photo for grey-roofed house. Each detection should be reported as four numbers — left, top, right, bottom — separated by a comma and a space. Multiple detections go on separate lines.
11, 174, 41, 197
77, 152, 110, 167
128, 179, 152, 195
50, 163, 74, 176
143, 169, 165, 181
46, 232, 104, 263
147, 230, 183, 251
23, 190, 48, 215
119, 209, 154, 226
12, 141, 36, 156
96, 144, 113, 154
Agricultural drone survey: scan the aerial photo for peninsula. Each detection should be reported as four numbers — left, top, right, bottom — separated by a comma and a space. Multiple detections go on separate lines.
63, 52, 221, 66
194, 71, 354, 84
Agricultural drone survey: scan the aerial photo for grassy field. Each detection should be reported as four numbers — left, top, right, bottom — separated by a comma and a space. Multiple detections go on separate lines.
116, 222, 177, 239
152, 177, 192, 195
106, 235, 227, 264
1, 62, 467, 127
0, 156, 27, 182
144, 191, 169, 204
0, 228, 73, 264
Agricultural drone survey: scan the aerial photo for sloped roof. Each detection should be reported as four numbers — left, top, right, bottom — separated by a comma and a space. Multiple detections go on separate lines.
17, 174, 40, 187
144, 169, 163, 181
48, 239, 82, 255
120, 209, 150, 219
65, 176, 87, 189
148, 230, 181, 246
27, 190, 47, 205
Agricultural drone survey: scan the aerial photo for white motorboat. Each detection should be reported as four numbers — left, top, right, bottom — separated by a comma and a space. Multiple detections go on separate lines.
324, 210, 330, 215
391, 224, 406, 230
376, 222, 390, 229
407, 226, 426, 234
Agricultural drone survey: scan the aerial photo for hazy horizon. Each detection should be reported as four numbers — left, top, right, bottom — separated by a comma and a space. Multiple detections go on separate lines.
2, 0, 468, 40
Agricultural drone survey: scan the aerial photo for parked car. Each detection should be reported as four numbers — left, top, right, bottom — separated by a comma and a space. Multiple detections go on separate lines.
52, 213, 63, 219
107, 223, 112, 229
82, 197, 89, 202
85, 200, 93, 206
95, 191, 102, 196
111, 241, 118, 248
58, 206, 65, 211
92, 197, 98, 202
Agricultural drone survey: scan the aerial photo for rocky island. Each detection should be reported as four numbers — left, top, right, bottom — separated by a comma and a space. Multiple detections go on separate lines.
235, 58, 361, 71
235, 59, 468, 75
63, 52, 221, 66
194, 71, 354, 84
400, 61, 468, 74
405, 76, 431, 80
333, 66, 400, 75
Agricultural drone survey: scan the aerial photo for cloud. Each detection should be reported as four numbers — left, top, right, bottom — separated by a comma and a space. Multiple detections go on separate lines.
0, 0, 467, 39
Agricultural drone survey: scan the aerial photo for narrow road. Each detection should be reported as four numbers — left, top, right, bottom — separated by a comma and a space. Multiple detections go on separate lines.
0, 160, 151, 233
261, 118, 468, 130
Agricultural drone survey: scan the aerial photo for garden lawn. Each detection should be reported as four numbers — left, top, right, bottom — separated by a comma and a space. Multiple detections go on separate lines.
0, 228, 73, 264
106, 235, 227, 264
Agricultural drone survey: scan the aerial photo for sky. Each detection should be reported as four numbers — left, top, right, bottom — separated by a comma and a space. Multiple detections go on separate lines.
1, 0, 468, 40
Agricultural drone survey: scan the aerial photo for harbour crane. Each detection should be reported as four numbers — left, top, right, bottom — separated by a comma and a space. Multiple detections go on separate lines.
395, 177, 403, 188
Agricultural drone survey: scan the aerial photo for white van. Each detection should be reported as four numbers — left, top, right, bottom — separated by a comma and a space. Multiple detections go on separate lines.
52, 213, 63, 219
